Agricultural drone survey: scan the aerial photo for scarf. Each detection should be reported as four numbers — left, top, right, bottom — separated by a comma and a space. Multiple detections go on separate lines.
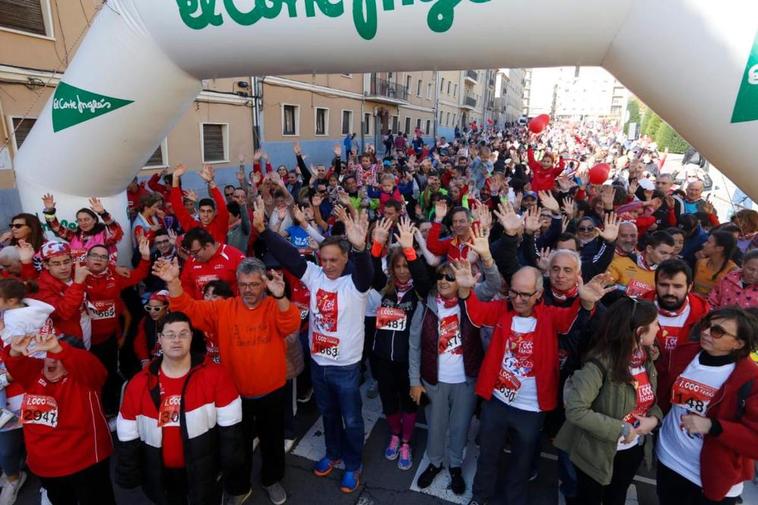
629, 347, 647, 368
395, 278, 414, 299
656, 296, 690, 318
551, 284, 578, 302
436, 294, 458, 309
636, 254, 656, 271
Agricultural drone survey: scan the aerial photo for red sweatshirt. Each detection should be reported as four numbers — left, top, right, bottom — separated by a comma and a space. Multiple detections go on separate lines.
180, 244, 245, 300
83, 261, 150, 345
170, 186, 230, 244
147, 173, 171, 199
426, 222, 472, 261
527, 147, 565, 192
4, 342, 112, 477
31, 270, 86, 339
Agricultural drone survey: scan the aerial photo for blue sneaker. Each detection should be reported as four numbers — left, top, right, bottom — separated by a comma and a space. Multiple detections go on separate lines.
340, 468, 361, 493
313, 456, 340, 477
385, 434, 400, 460
398, 443, 412, 471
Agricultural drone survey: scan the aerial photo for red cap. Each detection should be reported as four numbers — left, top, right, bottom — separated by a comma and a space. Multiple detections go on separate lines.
41, 241, 72, 261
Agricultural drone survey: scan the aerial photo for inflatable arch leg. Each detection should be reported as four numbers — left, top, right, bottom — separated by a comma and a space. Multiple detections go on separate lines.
12, 0, 758, 260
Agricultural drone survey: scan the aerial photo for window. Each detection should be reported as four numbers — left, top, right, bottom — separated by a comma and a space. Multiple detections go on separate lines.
404, 117, 411, 134
446, 112, 451, 126
417, 79, 423, 96
425, 120, 431, 135
392, 115, 399, 133
427, 82, 432, 99
282, 104, 299, 136
341, 110, 353, 135
447, 81, 451, 95
0, 0, 52, 37
10, 117, 36, 150
406, 75, 412, 91
363, 112, 371, 135
439, 111, 443, 123
201, 123, 229, 163
454, 84, 458, 97
314, 108, 328, 136
452, 113, 457, 127
440, 78, 445, 92
144, 138, 169, 168
416, 118, 422, 131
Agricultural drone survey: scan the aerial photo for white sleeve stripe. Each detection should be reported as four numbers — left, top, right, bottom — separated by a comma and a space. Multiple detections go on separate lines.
116, 414, 139, 442
216, 397, 242, 427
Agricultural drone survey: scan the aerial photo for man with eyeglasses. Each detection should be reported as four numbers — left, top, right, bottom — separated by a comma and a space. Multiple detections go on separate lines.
143, 229, 179, 293
155, 257, 300, 505
180, 228, 245, 300
80, 238, 151, 418
464, 268, 614, 505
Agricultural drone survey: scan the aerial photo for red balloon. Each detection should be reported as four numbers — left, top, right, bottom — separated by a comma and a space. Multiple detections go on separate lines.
528, 114, 550, 133
588, 163, 611, 185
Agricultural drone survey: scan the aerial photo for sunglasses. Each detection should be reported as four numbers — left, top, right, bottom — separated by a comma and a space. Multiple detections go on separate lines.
436, 273, 456, 282
704, 322, 737, 340
144, 305, 166, 312
8, 223, 25, 229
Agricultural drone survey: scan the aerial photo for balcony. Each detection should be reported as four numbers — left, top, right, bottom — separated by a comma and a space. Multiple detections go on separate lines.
463, 94, 478, 109
465, 70, 478, 84
367, 75, 409, 104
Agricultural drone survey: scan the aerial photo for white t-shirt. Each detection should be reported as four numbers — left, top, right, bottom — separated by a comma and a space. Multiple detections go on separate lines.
657, 353, 742, 497
436, 302, 466, 384
492, 316, 540, 412
301, 262, 369, 367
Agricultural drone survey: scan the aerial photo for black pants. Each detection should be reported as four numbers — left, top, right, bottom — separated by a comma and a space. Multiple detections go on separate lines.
90, 337, 124, 416
657, 461, 739, 505
369, 354, 416, 416
163, 467, 189, 505
575, 444, 644, 505
39, 458, 115, 505
226, 387, 285, 493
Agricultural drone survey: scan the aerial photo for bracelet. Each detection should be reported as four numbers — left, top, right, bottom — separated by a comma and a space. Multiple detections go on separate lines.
271, 292, 286, 300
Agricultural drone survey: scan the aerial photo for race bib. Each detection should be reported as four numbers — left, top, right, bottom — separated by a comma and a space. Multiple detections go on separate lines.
671, 376, 718, 415
625, 279, 653, 299
376, 307, 407, 332
494, 367, 521, 404
22, 395, 58, 428
158, 395, 181, 428
311, 332, 340, 360
438, 315, 462, 355
87, 300, 116, 321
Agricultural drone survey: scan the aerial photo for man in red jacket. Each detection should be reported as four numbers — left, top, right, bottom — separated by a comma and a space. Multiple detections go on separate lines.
463, 267, 612, 505
29, 242, 91, 345
180, 228, 245, 299
82, 237, 151, 417
426, 200, 473, 262
5, 333, 114, 505
170, 163, 229, 243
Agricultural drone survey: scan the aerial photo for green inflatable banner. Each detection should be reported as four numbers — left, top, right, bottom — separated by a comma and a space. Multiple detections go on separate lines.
52, 82, 134, 132
731, 31, 758, 123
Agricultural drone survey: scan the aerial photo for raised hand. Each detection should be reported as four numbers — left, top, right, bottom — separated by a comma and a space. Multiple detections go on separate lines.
291, 204, 307, 225
253, 149, 262, 162
265, 269, 286, 298
184, 189, 198, 203
89, 197, 105, 215
524, 206, 541, 234
343, 211, 368, 251
494, 202, 524, 236
138, 235, 151, 260
199, 165, 215, 183
311, 193, 323, 207
74, 262, 91, 284
16, 239, 35, 264
333, 144, 342, 157
562, 196, 576, 219
293, 142, 302, 156
42, 193, 56, 211
561, 215, 571, 233
10, 335, 33, 357
395, 217, 417, 249
600, 185, 616, 207
450, 260, 480, 289
433, 200, 448, 223
152, 257, 181, 283
173, 163, 188, 178
538, 191, 560, 213
599, 211, 620, 243
469, 224, 492, 261
372, 218, 392, 246
578, 273, 615, 307
537, 247, 552, 272
31, 333, 62, 353
115, 266, 132, 279
252, 196, 266, 233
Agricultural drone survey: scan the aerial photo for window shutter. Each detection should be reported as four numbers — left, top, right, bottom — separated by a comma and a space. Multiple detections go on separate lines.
0, 0, 46, 35
12, 117, 36, 148
203, 124, 225, 162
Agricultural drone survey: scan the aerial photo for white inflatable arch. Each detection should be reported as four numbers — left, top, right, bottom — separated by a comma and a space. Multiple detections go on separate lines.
13, 0, 758, 245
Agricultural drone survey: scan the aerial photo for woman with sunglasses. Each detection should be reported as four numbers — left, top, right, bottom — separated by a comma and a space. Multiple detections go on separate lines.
41, 193, 124, 262
1, 214, 46, 272
409, 224, 502, 496
553, 297, 662, 505
134, 291, 170, 369
655, 307, 758, 505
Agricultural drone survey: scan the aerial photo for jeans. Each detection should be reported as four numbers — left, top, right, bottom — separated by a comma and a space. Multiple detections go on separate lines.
657, 461, 739, 505
90, 336, 124, 416
0, 429, 24, 477
471, 399, 545, 505
310, 360, 364, 471
422, 377, 476, 468
576, 444, 643, 505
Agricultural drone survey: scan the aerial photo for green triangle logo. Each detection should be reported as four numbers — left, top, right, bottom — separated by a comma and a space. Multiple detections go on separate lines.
52, 81, 134, 132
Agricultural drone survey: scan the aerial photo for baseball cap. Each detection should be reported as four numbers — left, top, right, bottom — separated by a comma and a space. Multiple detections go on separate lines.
41, 241, 72, 261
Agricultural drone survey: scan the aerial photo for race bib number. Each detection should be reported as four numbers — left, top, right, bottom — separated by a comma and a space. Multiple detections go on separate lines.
87, 300, 116, 321
315, 289, 338, 333
671, 376, 718, 415
22, 395, 58, 428
438, 315, 462, 355
625, 279, 653, 299
376, 307, 407, 332
158, 395, 181, 428
494, 367, 521, 404
311, 332, 340, 360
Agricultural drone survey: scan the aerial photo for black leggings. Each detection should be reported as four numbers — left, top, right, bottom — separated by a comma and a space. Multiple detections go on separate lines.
39, 458, 115, 505
575, 444, 643, 505
657, 461, 739, 505
369, 354, 416, 416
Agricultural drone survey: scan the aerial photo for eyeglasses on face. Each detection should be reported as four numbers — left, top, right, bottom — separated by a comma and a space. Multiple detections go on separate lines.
87, 253, 109, 261
704, 322, 737, 340
144, 305, 166, 312
161, 330, 192, 340
436, 272, 456, 282
508, 289, 537, 300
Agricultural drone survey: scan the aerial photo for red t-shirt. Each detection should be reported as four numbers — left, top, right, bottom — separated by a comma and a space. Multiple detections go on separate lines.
159, 371, 188, 469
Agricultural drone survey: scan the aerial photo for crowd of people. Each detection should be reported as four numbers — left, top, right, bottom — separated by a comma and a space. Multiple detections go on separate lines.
0, 119, 756, 505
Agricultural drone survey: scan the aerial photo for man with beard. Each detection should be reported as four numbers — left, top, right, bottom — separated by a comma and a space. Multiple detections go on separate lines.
615, 221, 639, 257
641, 259, 710, 395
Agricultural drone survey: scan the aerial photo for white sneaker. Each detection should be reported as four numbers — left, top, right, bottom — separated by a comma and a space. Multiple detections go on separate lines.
284, 438, 296, 453
40, 487, 52, 505
0, 471, 26, 505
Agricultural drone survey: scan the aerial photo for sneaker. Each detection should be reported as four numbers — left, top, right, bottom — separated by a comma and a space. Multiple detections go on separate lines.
340, 468, 361, 493
450, 467, 466, 495
313, 456, 341, 477
40, 488, 52, 505
297, 388, 313, 403
398, 443, 412, 471
252, 437, 259, 452
223, 490, 252, 505
0, 410, 14, 430
367, 381, 379, 399
263, 482, 287, 505
384, 435, 400, 460
0, 471, 27, 505
416, 463, 442, 489
284, 438, 296, 453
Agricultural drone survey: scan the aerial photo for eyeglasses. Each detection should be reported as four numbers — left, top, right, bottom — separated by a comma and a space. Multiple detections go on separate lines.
87, 253, 109, 261
436, 273, 456, 282
9, 223, 26, 229
189, 248, 203, 257
144, 305, 166, 312
577, 226, 595, 232
161, 330, 192, 340
508, 289, 537, 300
704, 322, 737, 340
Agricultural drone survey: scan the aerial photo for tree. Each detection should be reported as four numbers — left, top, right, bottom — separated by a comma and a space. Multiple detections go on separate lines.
654, 122, 690, 154
645, 114, 662, 139
624, 98, 641, 135
639, 109, 653, 137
